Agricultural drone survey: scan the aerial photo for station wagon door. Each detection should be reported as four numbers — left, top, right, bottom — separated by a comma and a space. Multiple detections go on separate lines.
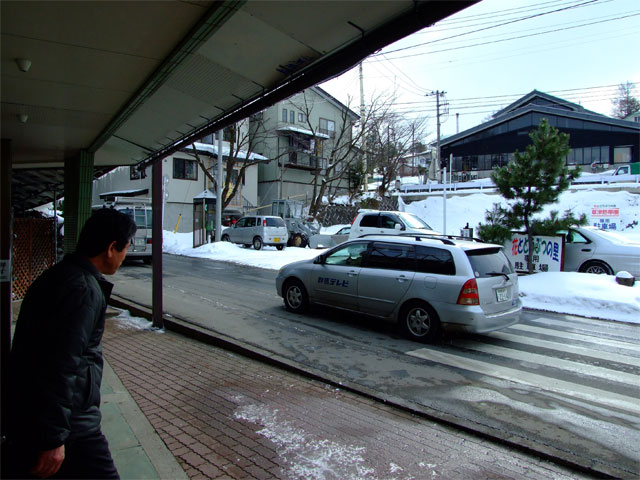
357, 242, 415, 316
310, 243, 368, 310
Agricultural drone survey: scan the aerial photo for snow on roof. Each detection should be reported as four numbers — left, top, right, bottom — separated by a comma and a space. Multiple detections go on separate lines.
190, 142, 268, 161
276, 125, 329, 139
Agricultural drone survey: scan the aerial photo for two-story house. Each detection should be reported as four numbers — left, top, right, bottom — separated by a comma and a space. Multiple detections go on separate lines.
92, 140, 266, 237
251, 86, 360, 213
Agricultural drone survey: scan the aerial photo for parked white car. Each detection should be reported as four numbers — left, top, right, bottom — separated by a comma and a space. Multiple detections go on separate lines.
560, 226, 640, 279
349, 210, 440, 239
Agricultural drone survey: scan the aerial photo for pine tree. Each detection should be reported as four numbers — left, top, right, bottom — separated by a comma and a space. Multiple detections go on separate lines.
488, 118, 584, 273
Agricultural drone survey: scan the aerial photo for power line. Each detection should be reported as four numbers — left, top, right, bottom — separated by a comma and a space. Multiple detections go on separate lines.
378, 11, 640, 61
374, 0, 602, 57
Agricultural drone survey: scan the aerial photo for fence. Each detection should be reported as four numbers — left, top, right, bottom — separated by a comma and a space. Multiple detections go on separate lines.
12, 218, 56, 299
314, 197, 398, 226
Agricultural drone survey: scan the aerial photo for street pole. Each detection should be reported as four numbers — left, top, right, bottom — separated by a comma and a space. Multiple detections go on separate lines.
215, 131, 223, 242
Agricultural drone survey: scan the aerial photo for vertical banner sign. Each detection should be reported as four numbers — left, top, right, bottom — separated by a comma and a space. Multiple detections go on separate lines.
590, 204, 620, 230
505, 234, 563, 273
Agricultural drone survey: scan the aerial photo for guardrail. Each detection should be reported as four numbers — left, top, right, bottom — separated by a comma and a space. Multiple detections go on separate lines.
398, 173, 640, 193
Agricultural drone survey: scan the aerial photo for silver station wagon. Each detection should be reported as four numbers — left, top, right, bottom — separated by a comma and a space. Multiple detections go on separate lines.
276, 234, 522, 342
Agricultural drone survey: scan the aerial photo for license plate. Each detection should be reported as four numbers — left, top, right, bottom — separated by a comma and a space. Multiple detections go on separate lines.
134, 238, 145, 246
274, 238, 280, 242
496, 287, 509, 302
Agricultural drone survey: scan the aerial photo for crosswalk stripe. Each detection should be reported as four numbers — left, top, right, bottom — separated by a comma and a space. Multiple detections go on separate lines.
528, 316, 640, 338
407, 348, 640, 415
449, 340, 640, 385
510, 324, 640, 350
488, 331, 640, 368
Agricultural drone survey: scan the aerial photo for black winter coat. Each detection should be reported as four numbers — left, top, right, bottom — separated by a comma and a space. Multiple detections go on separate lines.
8, 253, 113, 450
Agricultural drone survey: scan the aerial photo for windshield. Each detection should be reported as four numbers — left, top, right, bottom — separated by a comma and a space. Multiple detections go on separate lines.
399, 212, 433, 229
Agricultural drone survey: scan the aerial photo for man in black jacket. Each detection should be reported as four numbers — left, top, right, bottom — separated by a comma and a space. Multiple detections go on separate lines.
5, 208, 136, 479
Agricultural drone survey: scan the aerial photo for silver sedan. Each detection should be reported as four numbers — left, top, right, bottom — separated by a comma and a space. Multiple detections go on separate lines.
561, 226, 640, 279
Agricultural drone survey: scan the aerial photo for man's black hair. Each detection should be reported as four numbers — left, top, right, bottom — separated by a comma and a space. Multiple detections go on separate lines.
76, 208, 137, 257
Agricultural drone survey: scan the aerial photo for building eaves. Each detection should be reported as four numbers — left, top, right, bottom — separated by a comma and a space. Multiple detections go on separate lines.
441, 104, 640, 147
493, 90, 603, 119
311, 86, 360, 121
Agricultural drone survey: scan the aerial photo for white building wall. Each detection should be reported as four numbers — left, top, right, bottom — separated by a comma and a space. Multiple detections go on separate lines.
92, 150, 262, 234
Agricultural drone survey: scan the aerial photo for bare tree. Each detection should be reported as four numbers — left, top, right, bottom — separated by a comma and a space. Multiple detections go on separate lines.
288, 91, 363, 216
611, 81, 640, 119
191, 117, 284, 212
366, 112, 429, 196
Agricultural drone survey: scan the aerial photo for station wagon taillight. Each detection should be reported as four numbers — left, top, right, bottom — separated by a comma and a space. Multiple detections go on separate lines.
263, 219, 267, 226
147, 238, 152, 244
457, 278, 479, 305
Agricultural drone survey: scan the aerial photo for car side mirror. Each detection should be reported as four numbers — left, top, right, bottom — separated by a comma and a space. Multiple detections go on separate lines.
395, 223, 403, 230
314, 255, 325, 265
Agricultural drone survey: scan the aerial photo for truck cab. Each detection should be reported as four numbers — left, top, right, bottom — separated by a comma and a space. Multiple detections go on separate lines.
94, 195, 152, 264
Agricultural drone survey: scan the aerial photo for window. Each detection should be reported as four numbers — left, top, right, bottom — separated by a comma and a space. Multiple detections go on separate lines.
265, 217, 285, 227
365, 242, 414, 271
325, 243, 369, 266
379, 214, 400, 229
466, 248, 515, 278
360, 214, 378, 227
130, 166, 146, 180
415, 246, 455, 275
319, 118, 336, 138
173, 158, 198, 180
282, 108, 288, 122
290, 110, 295, 124
298, 113, 306, 123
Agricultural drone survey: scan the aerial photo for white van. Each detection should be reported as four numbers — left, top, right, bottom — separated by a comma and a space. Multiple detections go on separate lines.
94, 196, 153, 263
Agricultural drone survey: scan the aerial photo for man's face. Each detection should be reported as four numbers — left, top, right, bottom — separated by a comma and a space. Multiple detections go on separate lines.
105, 241, 130, 275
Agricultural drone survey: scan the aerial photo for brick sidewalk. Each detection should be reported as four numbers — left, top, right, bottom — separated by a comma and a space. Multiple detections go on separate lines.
103, 317, 586, 480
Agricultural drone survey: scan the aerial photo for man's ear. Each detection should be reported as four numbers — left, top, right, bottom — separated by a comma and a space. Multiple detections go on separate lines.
106, 240, 118, 257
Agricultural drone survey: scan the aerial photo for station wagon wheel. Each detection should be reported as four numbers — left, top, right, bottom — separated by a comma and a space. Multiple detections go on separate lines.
399, 301, 441, 343
579, 260, 613, 275
253, 236, 263, 250
283, 279, 308, 313
221, 234, 230, 242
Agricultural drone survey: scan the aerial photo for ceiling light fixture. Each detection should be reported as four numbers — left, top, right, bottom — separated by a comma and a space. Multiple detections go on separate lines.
15, 58, 32, 73
18, 114, 29, 124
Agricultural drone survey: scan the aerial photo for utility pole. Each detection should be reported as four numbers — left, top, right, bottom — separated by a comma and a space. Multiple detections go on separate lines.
427, 90, 447, 182
359, 62, 367, 193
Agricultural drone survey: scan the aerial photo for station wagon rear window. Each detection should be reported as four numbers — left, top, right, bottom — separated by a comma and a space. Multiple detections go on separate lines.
466, 247, 514, 277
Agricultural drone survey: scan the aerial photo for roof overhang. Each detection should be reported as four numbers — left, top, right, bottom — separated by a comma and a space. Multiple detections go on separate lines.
2, 0, 477, 211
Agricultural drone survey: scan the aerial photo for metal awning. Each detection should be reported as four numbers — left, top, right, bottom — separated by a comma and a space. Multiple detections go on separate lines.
2, 1, 477, 211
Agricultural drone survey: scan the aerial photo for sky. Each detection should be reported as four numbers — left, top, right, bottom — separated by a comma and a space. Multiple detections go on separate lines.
319, 0, 640, 143
162, 188, 640, 325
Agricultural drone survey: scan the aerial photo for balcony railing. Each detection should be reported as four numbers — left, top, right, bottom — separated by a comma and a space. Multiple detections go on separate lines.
279, 148, 327, 170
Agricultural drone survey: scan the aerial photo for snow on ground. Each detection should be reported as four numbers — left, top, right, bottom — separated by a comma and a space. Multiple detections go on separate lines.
163, 189, 640, 324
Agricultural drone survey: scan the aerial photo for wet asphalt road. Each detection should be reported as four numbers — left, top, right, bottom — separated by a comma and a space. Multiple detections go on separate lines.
112, 254, 640, 478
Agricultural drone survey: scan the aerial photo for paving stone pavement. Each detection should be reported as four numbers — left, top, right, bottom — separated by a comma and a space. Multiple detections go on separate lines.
103, 316, 591, 480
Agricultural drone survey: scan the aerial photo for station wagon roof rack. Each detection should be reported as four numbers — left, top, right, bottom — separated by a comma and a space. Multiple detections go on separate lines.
397, 233, 485, 243
357, 233, 480, 246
